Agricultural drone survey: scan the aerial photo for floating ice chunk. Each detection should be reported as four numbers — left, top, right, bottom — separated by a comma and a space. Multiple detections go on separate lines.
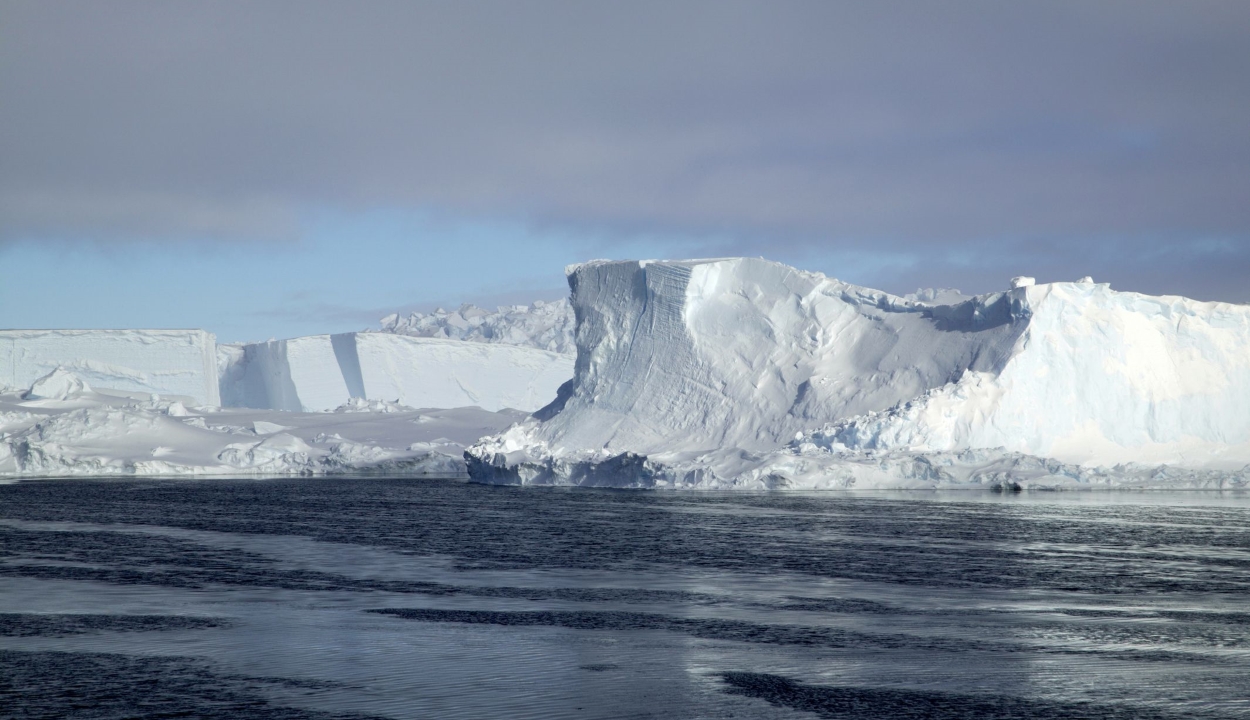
252, 420, 292, 435
217, 433, 314, 469
0, 382, 522, 479
1010, 276, 1036, 289
25, 368, 92, 400
1076, 276, 1094, 284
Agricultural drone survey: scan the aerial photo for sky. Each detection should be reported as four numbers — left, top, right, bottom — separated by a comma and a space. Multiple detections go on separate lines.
2, 1, 1248, 342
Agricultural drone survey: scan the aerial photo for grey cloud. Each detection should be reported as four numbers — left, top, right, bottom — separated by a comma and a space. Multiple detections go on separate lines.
2, 0, 1248, 297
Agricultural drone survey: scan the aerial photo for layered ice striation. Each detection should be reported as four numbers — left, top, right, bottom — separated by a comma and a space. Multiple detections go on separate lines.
0, 329, 220, 406
219, 333, 573, 413
466, 258, 1250, 489
380, 300, 576, 354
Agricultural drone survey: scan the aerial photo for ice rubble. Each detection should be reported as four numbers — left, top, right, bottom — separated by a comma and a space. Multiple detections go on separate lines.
218, 332, 573, 412
379, 299, 576, 354
0, 368, 526, 479
465, 258, 1250, 489
0, 329, 220, 406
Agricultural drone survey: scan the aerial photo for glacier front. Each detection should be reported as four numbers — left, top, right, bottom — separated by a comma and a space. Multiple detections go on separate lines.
465, 258, 1250, 489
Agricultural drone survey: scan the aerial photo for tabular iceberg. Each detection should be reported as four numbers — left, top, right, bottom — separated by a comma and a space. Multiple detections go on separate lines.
0, 329, 220, 406
218, 333, 573, 412
466, 258, 1250, 489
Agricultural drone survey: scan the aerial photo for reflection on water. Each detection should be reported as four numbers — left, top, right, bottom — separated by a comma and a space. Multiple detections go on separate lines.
1, 478, 1248, 719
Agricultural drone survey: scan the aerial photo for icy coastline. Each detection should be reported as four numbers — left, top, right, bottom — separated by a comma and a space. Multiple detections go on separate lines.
465, 258, 1250, 490
5, 257, 1249, 487
1, 368, 523, 479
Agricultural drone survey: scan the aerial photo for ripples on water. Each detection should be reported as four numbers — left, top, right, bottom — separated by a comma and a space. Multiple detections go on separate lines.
1, 478, 1248, 718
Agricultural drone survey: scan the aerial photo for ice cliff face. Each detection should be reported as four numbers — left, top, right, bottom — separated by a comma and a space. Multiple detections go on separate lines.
466, 258, 1250, 489
219, 333, 572, 413
379, 300, 576, 355
0, 329, 220, 406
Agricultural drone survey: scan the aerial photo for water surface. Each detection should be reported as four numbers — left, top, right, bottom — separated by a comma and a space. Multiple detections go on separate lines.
2, 479, 1248, 718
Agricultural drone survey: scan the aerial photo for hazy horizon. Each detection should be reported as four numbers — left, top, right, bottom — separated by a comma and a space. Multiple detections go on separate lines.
3, 1, 1248, 341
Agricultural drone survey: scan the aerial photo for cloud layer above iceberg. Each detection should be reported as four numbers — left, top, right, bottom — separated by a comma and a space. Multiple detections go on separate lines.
3, 1, 1249, 319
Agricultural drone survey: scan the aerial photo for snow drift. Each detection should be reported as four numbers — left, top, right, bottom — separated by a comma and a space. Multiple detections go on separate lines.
0, 329, 220, 406
466, 258, 1250, 489
1, 368, 525, 479
218, 333, 573, 412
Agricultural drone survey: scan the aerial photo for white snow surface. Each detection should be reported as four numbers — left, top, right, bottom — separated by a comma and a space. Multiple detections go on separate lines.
24, 367, 92, 400
465, 258, 1250, 489
379, 299, 576, 354
0, 370, 526, 480
0, 329, 220, 406
218, 332, 573, 413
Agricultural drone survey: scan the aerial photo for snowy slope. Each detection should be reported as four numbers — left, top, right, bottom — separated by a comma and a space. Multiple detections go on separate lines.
380, 299, 575, 354
466, 258, 1250, 489
0, 369, 525, 479
803, 281, 1250, 468
219, 332, 573, 412
0, 329, 220, 406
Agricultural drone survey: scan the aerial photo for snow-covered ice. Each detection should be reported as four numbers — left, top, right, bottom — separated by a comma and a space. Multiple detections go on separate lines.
0, 368, 525, 480
379, 299, 575, 354
8, 257, 1248, 489
0, 329, 220, 406
353, 333, 574, 412
466, 258, 1250, 489
218, 332, 573, 412
217, 334, 356, 412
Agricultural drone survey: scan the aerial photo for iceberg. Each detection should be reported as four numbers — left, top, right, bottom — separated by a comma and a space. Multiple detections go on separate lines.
466, 258, 1250, 489
0, 329, 220, 406
218, 332, 574, 413
217, 334, 357, 412
380, 299, 576, 354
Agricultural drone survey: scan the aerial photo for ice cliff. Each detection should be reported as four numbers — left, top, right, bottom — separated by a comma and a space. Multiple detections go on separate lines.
465, 258, 1250, 489
218, 333, 573, 413
0, 329, 220, 406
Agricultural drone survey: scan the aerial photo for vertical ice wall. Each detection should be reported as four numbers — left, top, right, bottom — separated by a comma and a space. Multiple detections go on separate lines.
218, 332, 574, 412
217, 335, 352, 412
467, 258, 1250, 485
353, 334, 574, 411
0, 329, 220, 405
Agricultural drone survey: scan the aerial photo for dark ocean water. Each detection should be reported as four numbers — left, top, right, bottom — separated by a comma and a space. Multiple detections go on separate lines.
1, 478, 1249, 719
